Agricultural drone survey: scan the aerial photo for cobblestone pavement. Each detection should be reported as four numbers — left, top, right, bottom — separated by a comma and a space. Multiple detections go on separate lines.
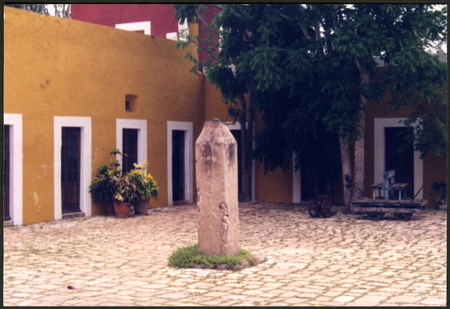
3, 202, 447, 306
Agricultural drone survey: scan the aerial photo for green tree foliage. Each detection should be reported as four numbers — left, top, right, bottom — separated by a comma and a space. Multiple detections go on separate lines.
376, 51, 447, 158
5, 4, 48, 14
5, 4, 70, 18
173, 4, 447, 208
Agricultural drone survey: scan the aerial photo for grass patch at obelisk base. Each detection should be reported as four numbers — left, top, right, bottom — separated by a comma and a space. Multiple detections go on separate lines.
168, 244, 267, 270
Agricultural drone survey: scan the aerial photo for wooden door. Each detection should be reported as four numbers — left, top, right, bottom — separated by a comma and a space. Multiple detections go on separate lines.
122, 129, 138, 173
172, 130, 185, 202
61, 127, 81, 213
385, 127, 414, 198
4, 125, 10, 220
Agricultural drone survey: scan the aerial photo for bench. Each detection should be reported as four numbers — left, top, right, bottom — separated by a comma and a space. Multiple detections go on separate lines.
371, 170, 409, 200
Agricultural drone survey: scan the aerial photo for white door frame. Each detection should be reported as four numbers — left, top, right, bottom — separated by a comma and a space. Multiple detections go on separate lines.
116, 119, 147, 168
54, 116, 92, 220
167, 121, 193, 206
4, 114, 23, 225
374, 118, 423, 199
227, 122, 256, 201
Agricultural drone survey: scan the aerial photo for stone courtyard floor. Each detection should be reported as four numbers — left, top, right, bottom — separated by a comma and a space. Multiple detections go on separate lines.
3, 202, 447, 306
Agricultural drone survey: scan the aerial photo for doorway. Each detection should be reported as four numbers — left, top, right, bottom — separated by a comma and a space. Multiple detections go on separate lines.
4, 125, 10, 220
172, 130, 186, 203
385, 127, 414, 198
122, 128, 138, 173
61, 127, 81, 213
230, 129, 244, 201
167, 121, 193, 206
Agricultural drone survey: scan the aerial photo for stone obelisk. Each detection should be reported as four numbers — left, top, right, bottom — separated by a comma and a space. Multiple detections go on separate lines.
195, 119, 240, 256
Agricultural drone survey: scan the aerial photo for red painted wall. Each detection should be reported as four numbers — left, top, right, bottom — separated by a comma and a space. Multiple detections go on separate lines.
71, 4, 178, 38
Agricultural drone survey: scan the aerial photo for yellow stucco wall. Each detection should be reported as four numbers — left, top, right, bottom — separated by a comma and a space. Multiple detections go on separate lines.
204, 80, 229, 121
4, 7, 205, 224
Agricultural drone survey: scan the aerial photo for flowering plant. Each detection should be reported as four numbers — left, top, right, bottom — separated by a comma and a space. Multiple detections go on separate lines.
126, 160, 159, 202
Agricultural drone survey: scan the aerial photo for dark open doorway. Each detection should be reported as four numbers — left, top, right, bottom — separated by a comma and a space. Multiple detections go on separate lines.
4, 125, 10, 220
230, 129, 244, 201
385, 127, 414, 198
61, 127, 81, 214
122, 128, 138, 173
172, 130, 186, 203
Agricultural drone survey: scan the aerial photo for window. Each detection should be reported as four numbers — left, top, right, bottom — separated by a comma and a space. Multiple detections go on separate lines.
115, 21, 151, 35
178, 20, 189, 41
125, 94, 137, 112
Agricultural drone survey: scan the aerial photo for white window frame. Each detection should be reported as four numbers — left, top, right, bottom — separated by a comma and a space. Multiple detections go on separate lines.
54, 116, 92, 220
167, 121, 194, 206
178, 20, 189, 41
4, 114, 23, 225
115, 21, 151, 35
374, 118, 423, 199
116, 119, 147, 168
227, 122, 256, 201
167, 20, 189, 41
166, 32, 178, 41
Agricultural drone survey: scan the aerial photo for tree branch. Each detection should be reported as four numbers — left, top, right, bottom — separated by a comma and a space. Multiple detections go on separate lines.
210, 4, 223, 12
279, 12, 312, 41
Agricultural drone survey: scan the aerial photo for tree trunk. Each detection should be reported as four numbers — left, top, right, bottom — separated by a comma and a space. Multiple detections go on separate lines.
339, 138, 353, 213
245, 86, 254, 201
239, 95, 252, 202
353, 121, 365, 201
353, 70, 369, 201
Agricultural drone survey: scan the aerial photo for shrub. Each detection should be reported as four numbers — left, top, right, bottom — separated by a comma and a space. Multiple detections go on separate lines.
168, 244, 255, 269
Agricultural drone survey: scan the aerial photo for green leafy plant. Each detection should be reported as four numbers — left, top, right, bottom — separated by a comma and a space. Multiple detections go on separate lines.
89, 163, 121, 205
168, 244, 256, 270
90, 151, 159, 208
110, 148, 122, 155
126, 161, 159, 202
89, 149, 128, 206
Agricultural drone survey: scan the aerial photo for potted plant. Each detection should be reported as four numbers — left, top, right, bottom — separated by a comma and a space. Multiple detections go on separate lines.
430, 181, 447, 210
89, 163, 118, 216
111, 172, 136, 218
127, 160, 159, 215
89, 148, 133, 217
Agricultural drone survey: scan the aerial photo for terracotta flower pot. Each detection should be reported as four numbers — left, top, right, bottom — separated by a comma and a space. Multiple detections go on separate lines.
113, 201, 130, 218
106, 202, 115, 216
135, 200, 149, 215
